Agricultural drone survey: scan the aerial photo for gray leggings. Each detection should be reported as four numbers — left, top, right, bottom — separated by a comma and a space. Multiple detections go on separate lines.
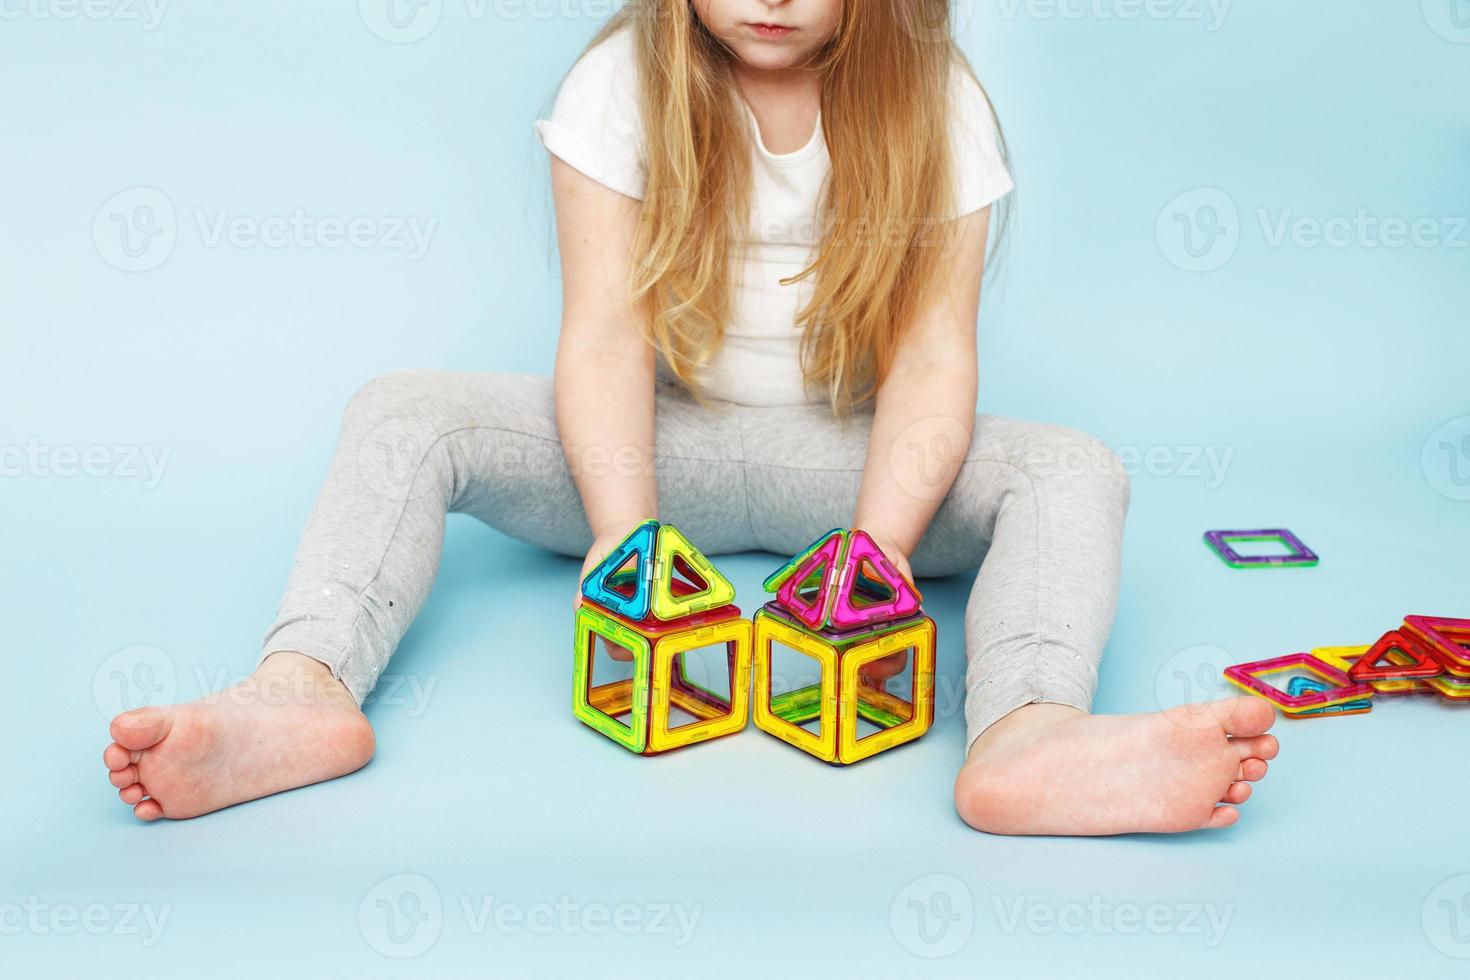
261, 371, 1130, 745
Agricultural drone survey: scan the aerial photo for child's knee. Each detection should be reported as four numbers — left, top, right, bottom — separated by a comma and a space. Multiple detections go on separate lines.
341, 370, 444, 432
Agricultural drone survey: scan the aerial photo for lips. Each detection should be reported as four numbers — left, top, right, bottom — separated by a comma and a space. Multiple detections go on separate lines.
749, 23, 794, 39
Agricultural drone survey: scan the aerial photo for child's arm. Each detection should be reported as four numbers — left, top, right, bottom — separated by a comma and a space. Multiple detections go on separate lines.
853, 208, 993, 572
549, 158, 658, 579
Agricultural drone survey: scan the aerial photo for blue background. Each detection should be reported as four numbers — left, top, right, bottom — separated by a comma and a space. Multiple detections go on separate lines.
3, 0, 1469, 975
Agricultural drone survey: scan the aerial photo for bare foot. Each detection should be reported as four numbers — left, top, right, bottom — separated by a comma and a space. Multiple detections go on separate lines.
102, 652, 375, 821
954, 698, 1279, 836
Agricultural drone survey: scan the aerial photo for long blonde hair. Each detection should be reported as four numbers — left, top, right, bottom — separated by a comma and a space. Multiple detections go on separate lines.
584, 1, 998, 412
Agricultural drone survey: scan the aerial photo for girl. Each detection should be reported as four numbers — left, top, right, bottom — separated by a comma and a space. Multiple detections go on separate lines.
101, 0, 1279, 833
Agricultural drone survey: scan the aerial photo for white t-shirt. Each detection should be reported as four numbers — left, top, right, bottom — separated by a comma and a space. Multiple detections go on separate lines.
534, 28, 1013, 407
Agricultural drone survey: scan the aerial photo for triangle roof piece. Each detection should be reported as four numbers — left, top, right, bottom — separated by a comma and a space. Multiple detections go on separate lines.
828, 530, 923, 631
763, 529, 845, 593
649, 524, 736, 620
581, 519, 659, 621
1347, 630, 1445, 682
1403, 615, 1470, 675
772, 531, 846, 631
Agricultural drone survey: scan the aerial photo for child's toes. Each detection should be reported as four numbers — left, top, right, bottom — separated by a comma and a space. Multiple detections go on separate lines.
119, 783, 147, 806
134, 799, 164, 821
103, 743, 137, 770
1221, 781, 1252, 805
1212, 696, 1276, 736
109, 766, 139, 789
1204, 805, 1240, 829
110, 707, 175, 751
1230, 733, 1279, 761
1238, 758, 1268, 782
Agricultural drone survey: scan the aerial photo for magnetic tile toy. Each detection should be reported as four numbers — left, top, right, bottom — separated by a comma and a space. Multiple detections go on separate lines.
1402, 615, 1470, 677
1203, 529, 1319, 569
763, 528, 923, 632
573, 521, 750, 755
752, 604, 935, 765
1312, 644, 1432, 696
1424, 672, 1470, 701
1346, 630, 1445, 683
754, 529, 935, 764
1283, 676, 1373, 717
581, 519, 736, 623
1222, 652, 1372, 712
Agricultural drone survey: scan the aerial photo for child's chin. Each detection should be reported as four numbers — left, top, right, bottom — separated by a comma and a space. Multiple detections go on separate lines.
730, 43, 810, 73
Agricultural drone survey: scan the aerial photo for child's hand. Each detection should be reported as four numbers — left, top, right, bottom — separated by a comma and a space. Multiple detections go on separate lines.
578, 529, 639, 662
857, 528, 914, 687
